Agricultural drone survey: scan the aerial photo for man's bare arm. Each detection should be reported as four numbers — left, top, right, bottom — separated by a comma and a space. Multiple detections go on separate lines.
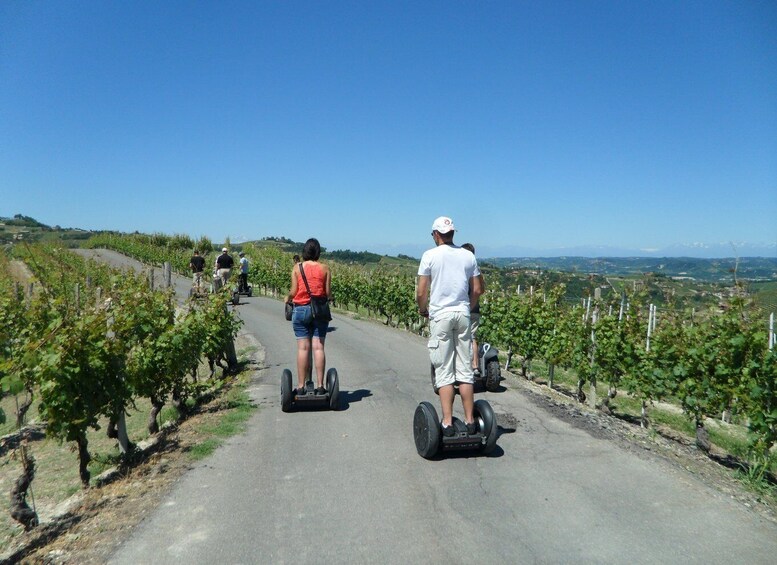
469, 275, 483, 312
416, 275, 430, 317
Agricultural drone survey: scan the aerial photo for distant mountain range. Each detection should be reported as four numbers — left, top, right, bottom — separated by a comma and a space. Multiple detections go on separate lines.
482, 256, 777, 282
333, 240, 777, 281
479, 241, 777, 260
365, 241, 776, 261
4, 213, 774, 281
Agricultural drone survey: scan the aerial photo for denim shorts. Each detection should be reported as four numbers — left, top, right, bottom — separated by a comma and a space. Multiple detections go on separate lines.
292, 304, 329, 340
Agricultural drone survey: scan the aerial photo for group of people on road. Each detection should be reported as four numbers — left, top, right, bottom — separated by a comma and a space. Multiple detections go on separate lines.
189, 215, 484, 435
280, 216, 484, 436
189, 247, 250, 292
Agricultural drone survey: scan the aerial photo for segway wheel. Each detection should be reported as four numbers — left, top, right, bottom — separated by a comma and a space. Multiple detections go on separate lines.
232, 291, 240, 305
485, 359, 501, 392
326, 367, 339, 410
413, 402, 441, 459
188, 288, 194, 298
281, 369, 293, 412
430, 363, 439, 395
247, 286, 253, 297
474, 399, 498, 454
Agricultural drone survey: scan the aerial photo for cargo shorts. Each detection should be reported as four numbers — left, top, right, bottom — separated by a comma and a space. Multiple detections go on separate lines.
428, 310, 474, 388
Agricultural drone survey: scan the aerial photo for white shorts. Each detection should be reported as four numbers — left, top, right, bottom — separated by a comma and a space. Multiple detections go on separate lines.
428, 310, 474, 388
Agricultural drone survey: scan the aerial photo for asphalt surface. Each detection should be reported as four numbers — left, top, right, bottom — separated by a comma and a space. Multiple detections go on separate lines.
78, 250, 777, 564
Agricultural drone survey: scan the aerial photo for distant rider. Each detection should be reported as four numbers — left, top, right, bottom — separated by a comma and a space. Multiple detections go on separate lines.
461, 243, 486, 377
189, 249, 206, 291
215, 247, 234, 287
238, 251, 249, 293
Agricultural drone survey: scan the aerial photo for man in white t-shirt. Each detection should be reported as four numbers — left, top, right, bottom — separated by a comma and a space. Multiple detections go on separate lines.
416, 216, 483, 436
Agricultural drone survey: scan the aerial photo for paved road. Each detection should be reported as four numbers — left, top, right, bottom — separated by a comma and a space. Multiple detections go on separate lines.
79, 250, 777, 564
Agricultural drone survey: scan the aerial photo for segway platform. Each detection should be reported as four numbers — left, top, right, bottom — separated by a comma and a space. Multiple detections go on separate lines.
281, 367, 339, 412
439, 418, 484, 451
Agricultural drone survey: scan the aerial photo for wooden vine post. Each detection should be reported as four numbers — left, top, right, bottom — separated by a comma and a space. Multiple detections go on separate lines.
576, 297, 590, 403
641, 304, 656, 428
588, 306, 598, 410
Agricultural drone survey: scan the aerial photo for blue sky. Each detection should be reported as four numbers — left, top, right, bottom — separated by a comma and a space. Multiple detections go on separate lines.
1, 1, 775, 258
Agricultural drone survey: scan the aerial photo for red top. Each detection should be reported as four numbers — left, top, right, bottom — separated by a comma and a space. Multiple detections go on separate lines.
293, 262, 327, 305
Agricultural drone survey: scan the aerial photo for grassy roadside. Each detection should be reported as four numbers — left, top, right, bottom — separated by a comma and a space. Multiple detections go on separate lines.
0, 345, 258, 554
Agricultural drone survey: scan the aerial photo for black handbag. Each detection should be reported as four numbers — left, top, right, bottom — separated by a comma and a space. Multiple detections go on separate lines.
284, 301, 293, 321
298, 263, 332, 321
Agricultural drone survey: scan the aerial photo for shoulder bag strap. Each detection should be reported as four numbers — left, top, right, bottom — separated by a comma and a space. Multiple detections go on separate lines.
298, 262, 312, 298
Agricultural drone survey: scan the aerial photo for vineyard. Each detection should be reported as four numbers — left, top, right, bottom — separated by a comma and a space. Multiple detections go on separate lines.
0, 242, 242, 539
81, 233, 777, 474
3, 231, 776, 549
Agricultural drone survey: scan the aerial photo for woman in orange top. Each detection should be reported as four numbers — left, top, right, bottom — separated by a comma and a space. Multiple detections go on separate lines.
285, 238, 332, 395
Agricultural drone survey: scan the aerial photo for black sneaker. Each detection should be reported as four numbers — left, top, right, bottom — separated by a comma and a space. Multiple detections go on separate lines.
466, 421, 478, 435
296, 387, 306, 396
441, 423, 455, 437
314, 387, 326, 395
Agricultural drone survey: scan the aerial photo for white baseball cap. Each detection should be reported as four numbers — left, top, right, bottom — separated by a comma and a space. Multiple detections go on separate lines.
222, 247, 228, 252
432, 216, 455, 234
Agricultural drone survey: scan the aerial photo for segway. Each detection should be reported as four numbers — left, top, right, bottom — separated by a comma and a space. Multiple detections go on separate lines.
413, 398, 498, 459
236, 275, 253, 298
188, 284, 208, 300
209, 272, 240, 305
281, 361, 339, 412
476, 343, 501, 392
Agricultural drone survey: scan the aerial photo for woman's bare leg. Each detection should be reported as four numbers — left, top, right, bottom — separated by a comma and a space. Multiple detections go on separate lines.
296, 338, 311, 389
312, 337, 326, 388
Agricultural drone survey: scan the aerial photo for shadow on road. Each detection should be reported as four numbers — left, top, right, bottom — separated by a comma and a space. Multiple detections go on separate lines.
494, 411, 518, 440
475, 383, 508, 394
336, 388, 372, 411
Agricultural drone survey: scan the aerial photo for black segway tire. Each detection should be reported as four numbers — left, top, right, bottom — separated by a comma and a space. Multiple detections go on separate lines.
474, 399, 498, 454
485, 359, 501, 392
430, 363, 439, 395
232, 291, 240, 305
326, 368, 339, 410
247, 286, 253, 297
281, 369, 293, 412
413, 402, 441, 459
